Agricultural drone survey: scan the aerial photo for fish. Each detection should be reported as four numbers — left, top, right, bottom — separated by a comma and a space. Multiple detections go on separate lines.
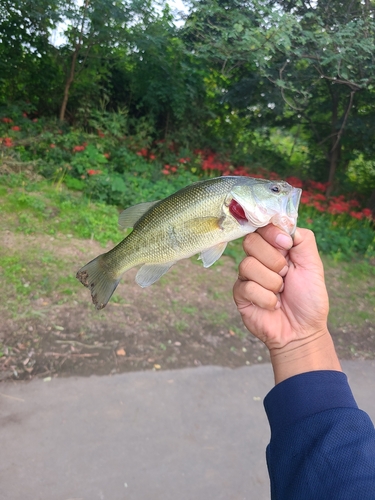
76, 176, 302, 309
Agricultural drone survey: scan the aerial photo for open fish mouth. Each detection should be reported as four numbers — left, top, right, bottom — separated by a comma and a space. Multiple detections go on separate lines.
229, 186, 302, 236
291, 187, 302, 214
288, 187, 302, 236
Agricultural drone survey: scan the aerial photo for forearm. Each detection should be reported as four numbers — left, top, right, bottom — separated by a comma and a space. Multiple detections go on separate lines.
264, 371, 375, 499
269, 328, 342, 384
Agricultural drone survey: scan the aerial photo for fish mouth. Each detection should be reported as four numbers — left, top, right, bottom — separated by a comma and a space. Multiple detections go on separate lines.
273, 187, 302, 236
289, 187, 302, 236
229, 186, 302, 235
291, 187, 302, 214
229, 199, 248, 223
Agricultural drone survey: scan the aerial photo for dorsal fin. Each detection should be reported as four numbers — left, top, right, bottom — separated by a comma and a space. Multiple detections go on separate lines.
118, 201, 159, 228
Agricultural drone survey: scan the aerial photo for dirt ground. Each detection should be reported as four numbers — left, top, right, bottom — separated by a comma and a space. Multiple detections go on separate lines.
1, 232, 375, 381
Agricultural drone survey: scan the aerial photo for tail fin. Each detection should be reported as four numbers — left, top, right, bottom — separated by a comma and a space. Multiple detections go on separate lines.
76, 255, 120, 310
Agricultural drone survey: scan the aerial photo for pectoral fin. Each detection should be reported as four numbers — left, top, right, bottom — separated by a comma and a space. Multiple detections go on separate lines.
135, 262, 176, 287
118, 201, 160, 228
198, 242, 227, 268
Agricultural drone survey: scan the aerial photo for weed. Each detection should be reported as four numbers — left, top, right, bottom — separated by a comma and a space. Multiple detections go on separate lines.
182, 306, 198, 315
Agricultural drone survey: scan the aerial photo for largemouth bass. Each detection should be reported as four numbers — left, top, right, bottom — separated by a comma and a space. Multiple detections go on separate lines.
76, 176, 302, 309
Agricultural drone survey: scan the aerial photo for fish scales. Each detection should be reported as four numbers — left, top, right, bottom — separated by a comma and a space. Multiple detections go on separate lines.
76, 176, 301, 309
103, 176, 239, 275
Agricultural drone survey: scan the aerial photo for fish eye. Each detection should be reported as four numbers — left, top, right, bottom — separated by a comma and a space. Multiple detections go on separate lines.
271, 186, 280, 193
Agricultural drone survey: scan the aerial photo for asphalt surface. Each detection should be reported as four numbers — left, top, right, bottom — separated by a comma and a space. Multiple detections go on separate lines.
1, 360, 375, 500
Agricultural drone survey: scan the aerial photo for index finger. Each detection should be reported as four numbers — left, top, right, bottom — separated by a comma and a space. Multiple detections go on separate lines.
243, 226, 291, 275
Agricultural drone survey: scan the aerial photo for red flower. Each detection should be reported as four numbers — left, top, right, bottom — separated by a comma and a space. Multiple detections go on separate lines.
312, 193, 326, 202
87, 169, 102, 176
97, 130, 105, 138
350, 211, 364, 220
103, 153, 110, 159
73, 145, 85, 152
349, 199, 360, 208
50, 144, 56, 148
32, 118, 38, 122
309, 180, 329, 192
313, 201, 325, 212
136, 148, 148, 157
171, 166, 177, 173
269, 171, 280, 180
178, 157, 190, 164
249, 173, 266, 179
162, 169, 170, 175
23, 112, 27, 118
300, 193, 311, 205
149, 154, 156, 160
1, 117, 13, 123
362, 208, 373, 218
328, 200, 350, 214
286, 176, 303, 189
2, 137, 13, 147
11, 125, 20, 131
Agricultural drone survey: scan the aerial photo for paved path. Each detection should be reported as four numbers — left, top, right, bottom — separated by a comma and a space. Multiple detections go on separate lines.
1, 360, 375, 500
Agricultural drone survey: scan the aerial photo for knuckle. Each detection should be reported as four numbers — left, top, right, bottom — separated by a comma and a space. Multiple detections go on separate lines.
274, 254, 287, 272
243, 232, 260, 254
271, 275, 283, 293
238, 256, 255, 278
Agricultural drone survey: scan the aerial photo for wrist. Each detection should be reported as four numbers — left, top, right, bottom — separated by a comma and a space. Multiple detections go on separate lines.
269, 329, 342, 384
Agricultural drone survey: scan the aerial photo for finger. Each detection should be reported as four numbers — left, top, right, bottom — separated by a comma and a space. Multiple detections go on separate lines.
233, 279, 280, 311
257, 224, 293, 251
238, 256, 284, 294
243, 232, 289, 275
290, 228, 323, 270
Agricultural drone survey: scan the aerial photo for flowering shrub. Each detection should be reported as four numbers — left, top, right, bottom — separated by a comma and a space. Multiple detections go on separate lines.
0, 109, 373, 260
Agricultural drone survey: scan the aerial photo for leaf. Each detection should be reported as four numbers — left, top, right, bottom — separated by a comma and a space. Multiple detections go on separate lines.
111, 176, 126, 193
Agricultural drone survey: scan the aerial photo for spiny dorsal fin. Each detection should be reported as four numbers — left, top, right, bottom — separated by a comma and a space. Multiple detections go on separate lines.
118, 201, 159, 229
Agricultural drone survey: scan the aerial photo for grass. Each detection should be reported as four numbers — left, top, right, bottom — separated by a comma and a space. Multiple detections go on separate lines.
1, 172, 375, 330
0, 174, 123, 246
323, 256, 375, 328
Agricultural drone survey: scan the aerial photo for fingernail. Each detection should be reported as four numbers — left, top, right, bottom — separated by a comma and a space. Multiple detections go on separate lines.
279, 282, 284, 293
275, 300, 281, 310
279, 265, 288, 277
275, 233, 293, 250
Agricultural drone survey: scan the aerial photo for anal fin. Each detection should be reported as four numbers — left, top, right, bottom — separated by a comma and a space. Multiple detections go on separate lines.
135, 262, 176, 288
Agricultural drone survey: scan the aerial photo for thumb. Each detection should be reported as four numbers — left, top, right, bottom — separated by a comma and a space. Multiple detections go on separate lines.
289, 228, 323, 270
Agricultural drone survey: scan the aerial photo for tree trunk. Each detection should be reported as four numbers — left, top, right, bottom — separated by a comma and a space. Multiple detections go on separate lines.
59, 48, 79, 122
59, 0, 89, 122
368, 188, 375, 217
326, 144, 340, 197
326, 95, 339, 197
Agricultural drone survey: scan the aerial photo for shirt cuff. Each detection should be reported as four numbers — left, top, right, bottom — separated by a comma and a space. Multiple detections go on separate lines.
264, 370, 358, 436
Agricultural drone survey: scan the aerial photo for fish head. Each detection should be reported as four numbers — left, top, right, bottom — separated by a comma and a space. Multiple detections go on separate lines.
230, 179, 302, 235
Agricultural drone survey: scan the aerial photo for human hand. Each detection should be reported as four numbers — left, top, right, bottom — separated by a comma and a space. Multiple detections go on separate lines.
233, 225, 341, 382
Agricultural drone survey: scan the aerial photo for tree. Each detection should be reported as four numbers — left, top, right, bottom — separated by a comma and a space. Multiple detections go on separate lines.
263, 0, 375, 193
57, 0, 134, 121
185, 0, 375, 194
0, 0, 61, 110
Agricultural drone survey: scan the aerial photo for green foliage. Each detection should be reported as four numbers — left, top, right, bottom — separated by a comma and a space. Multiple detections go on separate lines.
298, 208, 375, 261
347, 153, 375, 198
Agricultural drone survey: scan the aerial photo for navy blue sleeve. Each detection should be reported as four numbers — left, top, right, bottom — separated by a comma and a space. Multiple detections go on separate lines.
264, 371, 375, 499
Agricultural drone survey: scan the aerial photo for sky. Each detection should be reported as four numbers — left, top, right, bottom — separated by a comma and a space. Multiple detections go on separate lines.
49, 0, 190, 47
